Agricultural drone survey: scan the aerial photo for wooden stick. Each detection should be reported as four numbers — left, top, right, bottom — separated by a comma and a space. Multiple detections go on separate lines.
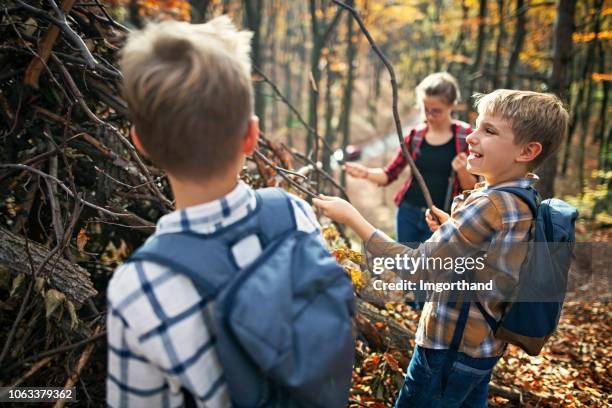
332, 0, 436, 210
23, 0, 78, 89
53, 325, 103, 408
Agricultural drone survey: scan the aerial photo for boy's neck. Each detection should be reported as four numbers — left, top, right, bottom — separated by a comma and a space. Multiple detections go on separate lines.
168, 173, 239, 210
484, 169, 530, 187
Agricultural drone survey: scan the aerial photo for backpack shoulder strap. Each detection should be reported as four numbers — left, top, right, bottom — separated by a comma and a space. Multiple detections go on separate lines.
127, 232, 234, 300
255, 187, 296, 244
126, 188, 297, 297
493, 186, 539, 217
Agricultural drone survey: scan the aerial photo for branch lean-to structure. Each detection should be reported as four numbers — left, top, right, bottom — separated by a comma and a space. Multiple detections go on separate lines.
0, 1, 361, 392
332, 0, 436, 211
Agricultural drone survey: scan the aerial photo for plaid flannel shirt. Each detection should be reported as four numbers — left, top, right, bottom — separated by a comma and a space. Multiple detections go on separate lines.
366, 174, 538, 358
383, 121, 472, 207
106, 181, 322, 407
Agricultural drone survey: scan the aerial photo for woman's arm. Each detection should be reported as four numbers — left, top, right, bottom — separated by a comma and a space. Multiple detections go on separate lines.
345, 163, 392, 186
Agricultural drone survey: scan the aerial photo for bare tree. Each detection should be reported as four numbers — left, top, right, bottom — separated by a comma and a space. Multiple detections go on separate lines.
244, 0, 265, 131
539, 0, 576, 198
505, 0, 527, 89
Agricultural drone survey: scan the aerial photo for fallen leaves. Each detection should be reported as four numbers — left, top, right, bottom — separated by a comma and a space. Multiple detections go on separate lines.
489, 301, 612, 407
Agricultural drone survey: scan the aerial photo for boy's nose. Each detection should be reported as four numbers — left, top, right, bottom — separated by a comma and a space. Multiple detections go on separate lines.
466, 132, 478, 145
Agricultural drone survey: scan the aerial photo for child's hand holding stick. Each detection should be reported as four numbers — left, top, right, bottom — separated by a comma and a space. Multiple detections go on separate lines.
425, 206, 450, 232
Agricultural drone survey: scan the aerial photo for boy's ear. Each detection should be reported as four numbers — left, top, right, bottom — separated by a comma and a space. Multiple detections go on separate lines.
242, 116, 259, 155
516, 141, 542, 164
130, 126, 148, 157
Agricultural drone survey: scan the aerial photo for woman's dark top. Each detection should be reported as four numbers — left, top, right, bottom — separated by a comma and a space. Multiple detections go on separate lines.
402, 136, 455, 209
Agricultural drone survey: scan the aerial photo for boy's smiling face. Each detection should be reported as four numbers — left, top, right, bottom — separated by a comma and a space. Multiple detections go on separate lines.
467, 114, 529, 185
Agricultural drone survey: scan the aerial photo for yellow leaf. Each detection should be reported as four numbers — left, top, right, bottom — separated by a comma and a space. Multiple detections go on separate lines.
10, 273, 25, 297
44, 289, 66, 319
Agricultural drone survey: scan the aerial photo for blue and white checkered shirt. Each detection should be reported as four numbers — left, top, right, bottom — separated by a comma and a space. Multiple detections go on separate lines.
106, 181, 322, 407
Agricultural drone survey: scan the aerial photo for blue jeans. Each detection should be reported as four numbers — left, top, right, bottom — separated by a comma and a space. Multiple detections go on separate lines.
397, 203, 431, 307
395, 346, 500, 408
396, 203, 432, 246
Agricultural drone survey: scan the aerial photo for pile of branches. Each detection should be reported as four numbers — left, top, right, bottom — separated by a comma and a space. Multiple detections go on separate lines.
0, 0, 383, 403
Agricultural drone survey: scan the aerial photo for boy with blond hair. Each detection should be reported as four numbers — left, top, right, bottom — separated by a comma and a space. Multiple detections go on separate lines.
315, 90, 571, 407
107, 16, 354, 407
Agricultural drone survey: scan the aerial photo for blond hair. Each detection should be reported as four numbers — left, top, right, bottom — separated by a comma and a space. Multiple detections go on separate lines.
416, 72, 461, 105
473, 90, 569, 169
120, 16, 253, 179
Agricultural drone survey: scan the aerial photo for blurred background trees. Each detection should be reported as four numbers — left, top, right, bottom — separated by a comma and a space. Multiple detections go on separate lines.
104, 0, 610, 219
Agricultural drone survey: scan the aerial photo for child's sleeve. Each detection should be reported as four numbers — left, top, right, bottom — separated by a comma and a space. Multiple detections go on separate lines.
106, 265, 174, 407
382, 130, 414, 185
288, 194, 322, 233
364, 195, 501, 281
106, 262, 231, 407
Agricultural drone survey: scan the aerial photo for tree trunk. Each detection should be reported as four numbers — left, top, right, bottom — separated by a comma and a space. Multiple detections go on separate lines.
283, 5, 295, 147
355, 299, 414, 366
244, 0, 265, 132
562, 78, 586, 175
578, 75, 595, 194
340, 4, 356, 187
595, 39, 609, 173
0, 227, 97, 306
267, 0, 279, 132
492, 0, 505, 89
467, 0, 487, 113
308, 0, 322, 155
540, 0, 576, 199
296, 30, 308, 149
447, 0, 468, 77
188, 0, 210, 23
323, 63, 335, 173
307, 1, 342, 155
505, 0, 527, 89
577, 0, 603, 193
561, 0, 603, 175
128, 0, 143, 29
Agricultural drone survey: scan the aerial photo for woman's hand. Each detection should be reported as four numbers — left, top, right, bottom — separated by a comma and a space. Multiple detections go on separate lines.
451, 152, 468, 172
344, 163, 390, 186
425, 205, 450, 232
313, 194, 376, 241
452, 152, 478, 189
344, 163, 369, 179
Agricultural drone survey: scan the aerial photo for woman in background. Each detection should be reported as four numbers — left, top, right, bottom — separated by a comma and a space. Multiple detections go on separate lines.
346, 72, 476, 245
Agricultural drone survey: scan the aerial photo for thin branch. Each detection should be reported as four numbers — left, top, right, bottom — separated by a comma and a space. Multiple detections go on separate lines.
252, 150, 318, 198
331, 0, 436, 210
1, 332, 106, 376
253, 65, 338, 161
49, 54, 172, 209
0, 196, 82, 368
0, 164, 155, 229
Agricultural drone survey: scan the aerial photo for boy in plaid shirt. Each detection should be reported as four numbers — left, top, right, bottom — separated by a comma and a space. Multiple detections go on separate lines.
315, 90, 569, 407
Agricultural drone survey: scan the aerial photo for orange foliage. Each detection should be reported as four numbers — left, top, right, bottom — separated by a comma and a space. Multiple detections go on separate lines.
573, 30, 612, 43
138, 0, 191, 21
103, 0, 191, 21
592, 72, 612, 82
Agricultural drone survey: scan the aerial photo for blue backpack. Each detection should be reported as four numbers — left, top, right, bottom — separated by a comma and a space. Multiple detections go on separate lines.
474, 186, 579, 355
128, 188, 356, 407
